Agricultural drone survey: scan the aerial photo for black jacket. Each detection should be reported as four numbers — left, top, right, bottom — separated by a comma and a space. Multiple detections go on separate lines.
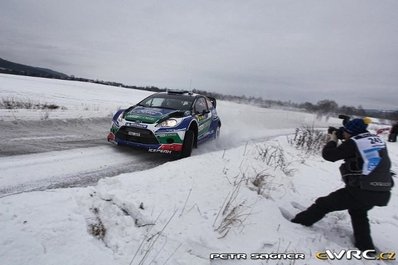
322, 134, 393, 192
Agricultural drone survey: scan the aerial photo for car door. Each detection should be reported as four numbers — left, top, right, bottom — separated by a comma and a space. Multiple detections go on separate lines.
194, 97, 212, 140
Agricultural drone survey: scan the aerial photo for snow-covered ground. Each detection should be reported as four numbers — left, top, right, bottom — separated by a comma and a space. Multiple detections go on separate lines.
0, 74, 397, 265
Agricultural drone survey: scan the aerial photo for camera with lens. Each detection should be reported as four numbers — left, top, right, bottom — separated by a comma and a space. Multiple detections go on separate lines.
328, 114, 350, 140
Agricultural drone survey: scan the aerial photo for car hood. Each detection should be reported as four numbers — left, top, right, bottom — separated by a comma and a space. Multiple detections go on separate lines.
123, 106, 185, 124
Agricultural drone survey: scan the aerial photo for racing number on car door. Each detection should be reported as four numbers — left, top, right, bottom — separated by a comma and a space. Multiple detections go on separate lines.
194, 97, 212, 140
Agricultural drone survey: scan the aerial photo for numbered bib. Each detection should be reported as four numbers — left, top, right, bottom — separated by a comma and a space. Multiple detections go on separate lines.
352, 133, 386, 175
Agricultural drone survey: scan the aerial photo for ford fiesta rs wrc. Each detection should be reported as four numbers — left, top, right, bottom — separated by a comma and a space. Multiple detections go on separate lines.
107, 90, 221, 158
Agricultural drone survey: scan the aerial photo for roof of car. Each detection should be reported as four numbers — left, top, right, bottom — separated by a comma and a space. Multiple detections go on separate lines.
155, 90, 201, 98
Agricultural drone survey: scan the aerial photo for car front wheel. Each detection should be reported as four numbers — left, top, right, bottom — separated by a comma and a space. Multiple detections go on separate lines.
180, 130, 194, 158
215, 125, 221, 139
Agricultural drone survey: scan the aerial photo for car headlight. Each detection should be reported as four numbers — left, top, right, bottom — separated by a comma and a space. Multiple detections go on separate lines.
116, 111, 124, 126
116, 112, 124, 123
157, 119, 178, 127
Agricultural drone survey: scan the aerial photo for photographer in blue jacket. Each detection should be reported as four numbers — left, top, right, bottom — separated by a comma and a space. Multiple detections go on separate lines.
291, 118, 394, 251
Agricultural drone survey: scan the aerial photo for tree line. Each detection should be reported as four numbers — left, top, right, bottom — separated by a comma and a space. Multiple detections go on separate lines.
1, 67, 396, 121
192, 90, 398, 121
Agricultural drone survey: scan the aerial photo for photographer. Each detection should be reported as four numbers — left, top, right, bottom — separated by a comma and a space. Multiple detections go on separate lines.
291, 118, 393, 251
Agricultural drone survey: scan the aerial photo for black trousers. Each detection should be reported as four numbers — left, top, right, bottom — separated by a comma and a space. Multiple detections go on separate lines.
291, 187, 390, 251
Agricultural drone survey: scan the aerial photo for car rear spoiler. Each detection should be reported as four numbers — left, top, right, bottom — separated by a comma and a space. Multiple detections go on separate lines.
208, 96, 217, 108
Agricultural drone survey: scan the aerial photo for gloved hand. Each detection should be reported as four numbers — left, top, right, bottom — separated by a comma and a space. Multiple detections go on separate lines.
327, 131, 338, 142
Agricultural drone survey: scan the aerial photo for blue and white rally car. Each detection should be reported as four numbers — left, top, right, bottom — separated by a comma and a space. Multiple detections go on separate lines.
107, 90, 221, 158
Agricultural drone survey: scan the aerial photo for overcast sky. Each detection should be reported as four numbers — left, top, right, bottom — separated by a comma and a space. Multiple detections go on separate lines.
1, 0, 397, 109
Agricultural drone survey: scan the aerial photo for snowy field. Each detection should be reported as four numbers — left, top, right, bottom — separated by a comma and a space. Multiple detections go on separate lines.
0, 74, 397, 265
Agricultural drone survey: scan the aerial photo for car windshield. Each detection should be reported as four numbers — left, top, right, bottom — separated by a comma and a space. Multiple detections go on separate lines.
138, 95, 194, 111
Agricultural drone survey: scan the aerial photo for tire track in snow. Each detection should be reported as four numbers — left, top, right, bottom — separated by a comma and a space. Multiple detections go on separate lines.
0, 115, 302, 197
0, 145, 171, 198
0, 117, 173, 197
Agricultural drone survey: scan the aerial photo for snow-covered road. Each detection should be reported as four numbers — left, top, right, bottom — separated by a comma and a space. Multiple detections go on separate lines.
0, 145, 172, 198
0, 117, 332, 198
0, 117, 173, 197
0, 115, 294, 198
0, 118, 110, 156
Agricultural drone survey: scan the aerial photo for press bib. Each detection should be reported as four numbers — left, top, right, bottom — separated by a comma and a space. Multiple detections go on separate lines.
352, 133, 387, 175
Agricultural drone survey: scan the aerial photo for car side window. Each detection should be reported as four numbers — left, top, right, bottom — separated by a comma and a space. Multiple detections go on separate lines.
194, 97, 208, 114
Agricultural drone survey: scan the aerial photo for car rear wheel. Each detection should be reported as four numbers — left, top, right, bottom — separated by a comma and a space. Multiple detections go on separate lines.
180, 130, 194, 158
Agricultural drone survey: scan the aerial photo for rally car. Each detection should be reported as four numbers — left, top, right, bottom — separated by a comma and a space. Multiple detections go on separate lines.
107, 90, 221, 158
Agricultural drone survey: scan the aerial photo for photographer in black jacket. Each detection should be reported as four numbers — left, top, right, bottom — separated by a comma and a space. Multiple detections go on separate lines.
291, 118, 393, 251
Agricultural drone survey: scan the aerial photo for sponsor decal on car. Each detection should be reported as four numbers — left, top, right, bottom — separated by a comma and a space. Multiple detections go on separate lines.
125, 122, 148, 129
125, 114, 158, 123
127, 131, 141, 137
132, 107, 164, 116
148, 148, 172, 154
